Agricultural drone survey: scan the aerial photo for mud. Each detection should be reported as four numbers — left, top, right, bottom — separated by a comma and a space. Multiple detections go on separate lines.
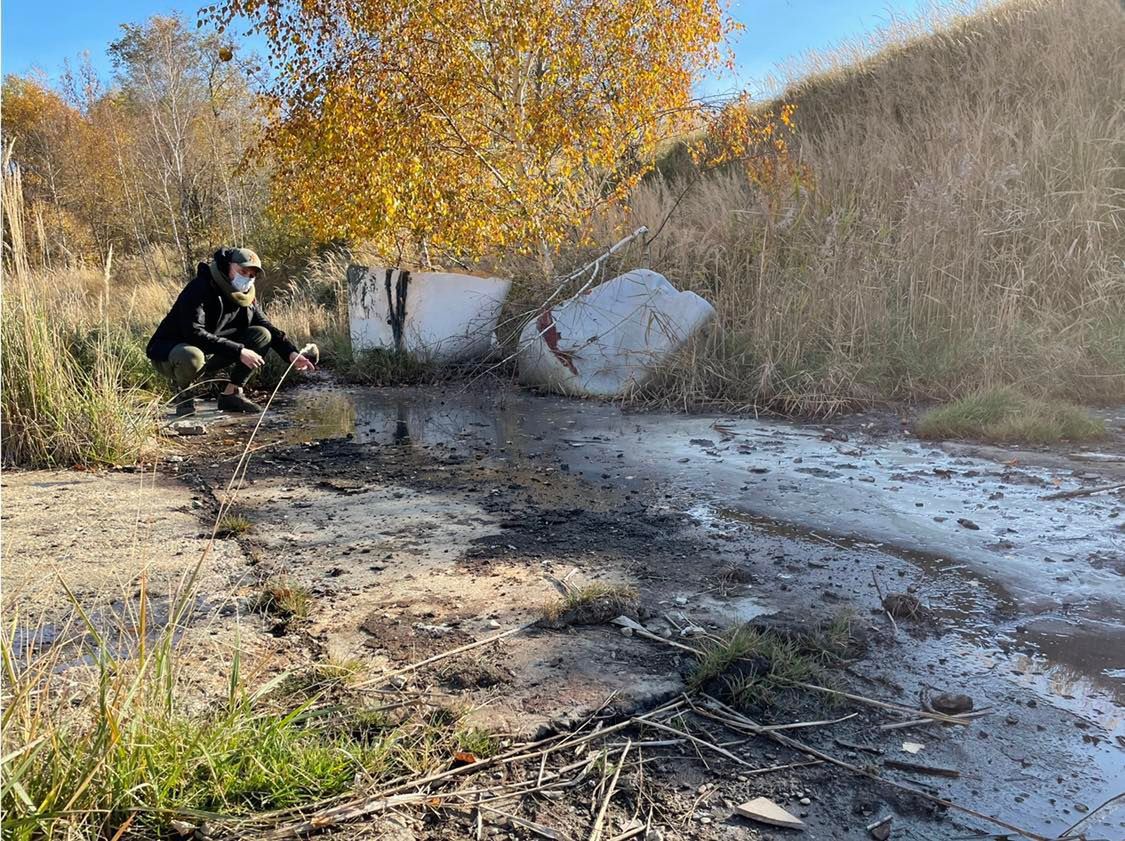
178, 382, 1125, 838
6, 382, 1122, 839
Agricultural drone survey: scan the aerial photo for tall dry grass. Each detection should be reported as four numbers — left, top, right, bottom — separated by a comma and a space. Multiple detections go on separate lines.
1, 161, 178, 467
607, 0, 1124, 414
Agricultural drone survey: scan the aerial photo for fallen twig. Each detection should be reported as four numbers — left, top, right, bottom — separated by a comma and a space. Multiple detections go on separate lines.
742, 758, 823, 776
834, 738, 884, 755
696, 695, 1052, 841
883, 758, 961, 778
866, 815, 892, 834
613, 616, 703, 655
1057, 789, 1125, 838
590, 742, 631, 841
606, 827, 647, 841
879, 709, 991, 731
633, 717, 757, 768
480, 805, 572, 841
352, 624, 531, 688
1043, 482, 1124, 501
871, 570, 899, 634
783, 680, 975, 726
758, 712, 858, 732
810, 531, 849, 550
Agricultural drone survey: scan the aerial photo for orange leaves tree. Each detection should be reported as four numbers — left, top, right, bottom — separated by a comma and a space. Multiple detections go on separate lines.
701, 96, 806, 211
208, 0, 734, 263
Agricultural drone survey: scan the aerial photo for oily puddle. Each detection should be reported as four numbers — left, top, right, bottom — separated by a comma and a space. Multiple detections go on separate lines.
276, 385, 1124, 698
703, 504, 1125, 704
7, 593, 210, 671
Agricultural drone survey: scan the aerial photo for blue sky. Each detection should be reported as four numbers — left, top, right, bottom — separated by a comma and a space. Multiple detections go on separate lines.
3, 0, 943, 95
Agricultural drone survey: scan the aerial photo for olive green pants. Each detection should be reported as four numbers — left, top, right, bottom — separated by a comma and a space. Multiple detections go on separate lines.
153, 326, 271, 391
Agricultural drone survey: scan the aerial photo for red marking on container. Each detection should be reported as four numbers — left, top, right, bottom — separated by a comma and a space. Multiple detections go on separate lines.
537, 310, 578, 375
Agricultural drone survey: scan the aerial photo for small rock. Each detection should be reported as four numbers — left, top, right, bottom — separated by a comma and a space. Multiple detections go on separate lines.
170, 420, 207, 436
931, 692, 973, 715
957, 518, 980, 530
799, 797, 811, 805
674, 596, 688, 606
869, 818, 892, 841
1074, 803, 1089, 813
488, 619, 502, 629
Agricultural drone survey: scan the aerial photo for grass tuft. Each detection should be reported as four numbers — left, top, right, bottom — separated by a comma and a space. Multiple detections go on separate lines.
689, 617, 853, 709
216, 514, 253, 538
339, 348, 447, 386
916, 388, 1106, 444
541, 583, 639, 627
250, 578, 312, 620
0, 281, 163, 467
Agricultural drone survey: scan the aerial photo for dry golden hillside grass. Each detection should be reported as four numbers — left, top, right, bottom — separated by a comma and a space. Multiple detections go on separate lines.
605, 0, 1125, 414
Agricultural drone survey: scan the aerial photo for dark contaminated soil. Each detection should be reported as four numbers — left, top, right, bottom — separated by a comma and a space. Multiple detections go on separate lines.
168, 383, 1123, 840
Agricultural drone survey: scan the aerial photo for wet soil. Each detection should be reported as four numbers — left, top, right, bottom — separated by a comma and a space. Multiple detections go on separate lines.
6, 382, 1122, 839
168, 382, 1124, 839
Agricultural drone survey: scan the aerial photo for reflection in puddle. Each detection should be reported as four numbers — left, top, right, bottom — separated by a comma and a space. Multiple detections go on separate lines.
288, 388, 519, 449
283, 385, 1125, 717
8, 595, 207, 671
700, 501, 1125, 708
286, 391, 356, 441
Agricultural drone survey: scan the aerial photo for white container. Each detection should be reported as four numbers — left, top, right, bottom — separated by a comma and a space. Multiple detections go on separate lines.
517, 269, 715, 397
347, 266, 512, 362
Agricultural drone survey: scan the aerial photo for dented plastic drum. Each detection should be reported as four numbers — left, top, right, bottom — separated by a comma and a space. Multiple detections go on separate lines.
516, 269, 716, 397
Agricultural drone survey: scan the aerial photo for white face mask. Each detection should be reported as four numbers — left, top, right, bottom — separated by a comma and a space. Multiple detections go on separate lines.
231, 271, 255, 293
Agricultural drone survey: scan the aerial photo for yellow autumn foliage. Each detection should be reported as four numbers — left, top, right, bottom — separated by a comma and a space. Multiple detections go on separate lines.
210, 0, 736, 262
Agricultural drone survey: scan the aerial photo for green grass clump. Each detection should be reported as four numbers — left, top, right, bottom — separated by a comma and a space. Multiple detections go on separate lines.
1, 284, 161, 467
916, 388, 1106, 444
689, 617, 852, 710
455, 725, 499, 758
0, 599, 494, 839
250, 578, 312, 620
216, 514, 253, 538
542, 583, 639, 626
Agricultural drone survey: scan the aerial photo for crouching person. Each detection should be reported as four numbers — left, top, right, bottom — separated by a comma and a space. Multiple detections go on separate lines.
147, 247, 316, 416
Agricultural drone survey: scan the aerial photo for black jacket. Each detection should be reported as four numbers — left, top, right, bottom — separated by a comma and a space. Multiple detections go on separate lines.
146, 262, 300, 361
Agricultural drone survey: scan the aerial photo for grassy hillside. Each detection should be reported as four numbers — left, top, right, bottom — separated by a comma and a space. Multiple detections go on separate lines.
621, 0, 1124, 414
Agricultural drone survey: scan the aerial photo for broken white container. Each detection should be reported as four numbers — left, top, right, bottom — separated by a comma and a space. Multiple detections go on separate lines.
347, 266, 512, 362
517, 269, 715, 397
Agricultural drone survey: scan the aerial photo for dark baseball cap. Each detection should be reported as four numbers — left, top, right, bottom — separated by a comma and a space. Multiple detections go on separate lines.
228, 247, 263, 273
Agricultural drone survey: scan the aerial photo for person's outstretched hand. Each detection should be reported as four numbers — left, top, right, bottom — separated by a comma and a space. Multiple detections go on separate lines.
289, 350, 316, 372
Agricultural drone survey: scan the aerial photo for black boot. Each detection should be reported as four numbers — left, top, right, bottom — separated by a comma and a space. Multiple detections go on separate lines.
175, 397, 197, 417
217, 390, 263, 414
